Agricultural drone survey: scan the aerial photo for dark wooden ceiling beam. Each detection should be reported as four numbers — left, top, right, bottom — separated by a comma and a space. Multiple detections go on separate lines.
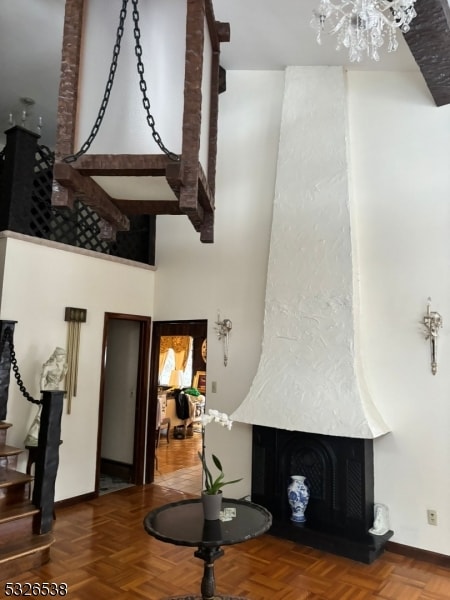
52, 0, 84, 211
53, 162, 129, 231
71, 154, 215, 215
112, 200, 182, 215
72, 154, 174, 176
54, 158, 215, 230
404, 0, 450, 106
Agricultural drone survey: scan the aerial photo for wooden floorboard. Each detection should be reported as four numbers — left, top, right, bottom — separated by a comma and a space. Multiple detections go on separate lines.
0, 439, 448, 598
0, 483, 448, 599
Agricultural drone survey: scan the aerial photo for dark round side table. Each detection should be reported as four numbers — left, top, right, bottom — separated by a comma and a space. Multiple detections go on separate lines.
143, 497, 272, 600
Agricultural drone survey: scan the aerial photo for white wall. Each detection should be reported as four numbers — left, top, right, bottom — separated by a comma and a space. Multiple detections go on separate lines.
154, 68, 450, 555
3, 65, 450, 555
348, 71, 450, 554
0, 235, 155, 501
154, 71, 285, 499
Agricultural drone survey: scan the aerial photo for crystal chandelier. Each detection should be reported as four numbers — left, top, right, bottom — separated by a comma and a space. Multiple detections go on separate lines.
310, 0, 418, 62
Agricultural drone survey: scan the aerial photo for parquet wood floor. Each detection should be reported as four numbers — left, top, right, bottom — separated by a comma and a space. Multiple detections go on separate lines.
1, 484, 449, 599
1, 437, 449, 599
154, 431, 202, 495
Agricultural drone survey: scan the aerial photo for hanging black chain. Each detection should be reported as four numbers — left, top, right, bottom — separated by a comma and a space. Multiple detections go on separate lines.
131, 0, 179, 162
63, 0, 129, 163
1, 327, 41, 405
63, 0, 179, 164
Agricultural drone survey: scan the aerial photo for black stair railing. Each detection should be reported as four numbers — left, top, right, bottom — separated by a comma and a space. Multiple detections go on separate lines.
32, 390, 64, 534
0, 321, 63, 534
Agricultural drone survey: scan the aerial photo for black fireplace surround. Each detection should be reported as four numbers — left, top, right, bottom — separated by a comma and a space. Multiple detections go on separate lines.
251, 425, 392, 563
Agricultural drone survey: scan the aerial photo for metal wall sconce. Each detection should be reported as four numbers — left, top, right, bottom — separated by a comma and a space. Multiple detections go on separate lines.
423, 298, 442, 375
215, 315, 232, 367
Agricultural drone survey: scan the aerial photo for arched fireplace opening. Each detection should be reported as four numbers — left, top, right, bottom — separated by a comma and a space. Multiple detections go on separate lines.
252, 426, 392, 564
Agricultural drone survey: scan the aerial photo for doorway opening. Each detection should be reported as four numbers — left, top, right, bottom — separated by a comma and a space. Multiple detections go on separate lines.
146, 319, 207, 495
96, 312, 151, 495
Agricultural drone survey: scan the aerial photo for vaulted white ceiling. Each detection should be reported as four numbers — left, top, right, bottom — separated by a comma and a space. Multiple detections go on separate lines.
0, 0, 419, 148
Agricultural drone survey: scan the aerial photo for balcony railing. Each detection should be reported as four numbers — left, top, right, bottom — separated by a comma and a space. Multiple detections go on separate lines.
0, 126, 155, 265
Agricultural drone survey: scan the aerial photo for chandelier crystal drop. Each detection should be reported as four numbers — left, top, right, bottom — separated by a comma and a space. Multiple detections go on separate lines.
310, 0, 418, 62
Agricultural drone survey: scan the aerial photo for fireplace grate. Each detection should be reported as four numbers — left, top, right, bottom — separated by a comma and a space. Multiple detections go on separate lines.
252, 425, 392, 563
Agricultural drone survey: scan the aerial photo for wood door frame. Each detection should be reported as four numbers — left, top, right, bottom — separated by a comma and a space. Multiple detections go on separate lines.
145, 319, 207, 484
96, 312, 151, 492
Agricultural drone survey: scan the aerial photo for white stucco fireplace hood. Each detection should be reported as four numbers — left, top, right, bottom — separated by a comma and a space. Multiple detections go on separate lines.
231, 67, 390, 440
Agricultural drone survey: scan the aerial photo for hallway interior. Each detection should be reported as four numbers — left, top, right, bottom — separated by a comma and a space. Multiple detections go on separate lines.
153, 428, 202, 496
98, 425, 203, 496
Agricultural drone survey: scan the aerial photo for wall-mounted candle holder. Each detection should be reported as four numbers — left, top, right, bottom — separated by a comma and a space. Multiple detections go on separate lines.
214, 314, 232, 367
423, 298, 442, 375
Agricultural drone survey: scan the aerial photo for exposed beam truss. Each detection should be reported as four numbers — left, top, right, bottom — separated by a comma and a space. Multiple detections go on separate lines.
404, 0, 450, 107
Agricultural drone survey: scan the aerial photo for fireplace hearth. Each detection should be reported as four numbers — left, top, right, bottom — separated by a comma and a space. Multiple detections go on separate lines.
252, 425, 392, 564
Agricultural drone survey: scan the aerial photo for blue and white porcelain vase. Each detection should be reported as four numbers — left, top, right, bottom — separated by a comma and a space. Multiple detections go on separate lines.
287, 475, 310, 523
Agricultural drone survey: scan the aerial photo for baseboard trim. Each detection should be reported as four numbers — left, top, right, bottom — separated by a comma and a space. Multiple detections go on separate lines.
51, 495, 450, 568
386, 541, 450, 567
54, 491, 96, 510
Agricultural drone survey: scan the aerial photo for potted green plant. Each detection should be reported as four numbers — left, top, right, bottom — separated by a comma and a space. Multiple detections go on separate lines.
199, 410, 242, 519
